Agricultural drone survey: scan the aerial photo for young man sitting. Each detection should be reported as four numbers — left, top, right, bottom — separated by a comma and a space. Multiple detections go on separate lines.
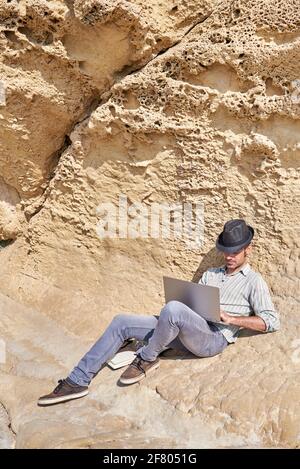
38, 219, 280, 406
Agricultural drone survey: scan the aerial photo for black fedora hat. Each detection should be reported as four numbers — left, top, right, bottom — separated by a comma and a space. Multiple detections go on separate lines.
216, 219, 254, 253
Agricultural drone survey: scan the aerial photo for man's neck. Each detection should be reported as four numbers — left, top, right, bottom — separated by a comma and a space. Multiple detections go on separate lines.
225, 261, 248, 276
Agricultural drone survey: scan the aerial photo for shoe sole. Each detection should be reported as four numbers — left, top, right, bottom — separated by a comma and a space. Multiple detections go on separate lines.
37, 389, 89, 406
119, 361, 160, 385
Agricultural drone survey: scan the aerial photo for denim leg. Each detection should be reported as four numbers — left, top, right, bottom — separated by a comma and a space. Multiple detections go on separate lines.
138, 300, 228, 362
67, 313, 159, 386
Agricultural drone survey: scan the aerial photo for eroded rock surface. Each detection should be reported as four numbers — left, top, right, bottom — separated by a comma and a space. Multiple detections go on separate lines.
0, 0, 299, 448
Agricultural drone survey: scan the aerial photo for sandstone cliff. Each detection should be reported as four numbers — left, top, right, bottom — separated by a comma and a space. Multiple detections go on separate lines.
0, 0, 299, 448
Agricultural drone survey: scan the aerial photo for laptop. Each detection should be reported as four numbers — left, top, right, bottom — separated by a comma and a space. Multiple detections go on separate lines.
163, 276, 222, 324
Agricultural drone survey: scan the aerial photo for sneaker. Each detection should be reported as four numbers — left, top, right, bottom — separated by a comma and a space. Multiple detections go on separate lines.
37, 379, 89, 406
119, 338, 146, 353
119, 338, 136, 352
119, 354, 160, 385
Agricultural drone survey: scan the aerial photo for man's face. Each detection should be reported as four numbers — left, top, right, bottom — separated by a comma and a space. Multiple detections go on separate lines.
222, 245, 251, 270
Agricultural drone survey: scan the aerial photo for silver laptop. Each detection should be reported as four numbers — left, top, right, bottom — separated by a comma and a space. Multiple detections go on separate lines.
163, 276, 221, 323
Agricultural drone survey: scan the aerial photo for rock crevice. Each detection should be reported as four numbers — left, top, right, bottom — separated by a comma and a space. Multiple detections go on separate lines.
0, 401, 16, 449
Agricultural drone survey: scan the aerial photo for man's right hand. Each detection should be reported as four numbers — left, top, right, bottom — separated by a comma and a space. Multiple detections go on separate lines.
220, 309, 233, 324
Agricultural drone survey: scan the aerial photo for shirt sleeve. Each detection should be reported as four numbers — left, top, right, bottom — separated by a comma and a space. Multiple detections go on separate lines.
198, 270, 208, 285
249, 274, 280, 332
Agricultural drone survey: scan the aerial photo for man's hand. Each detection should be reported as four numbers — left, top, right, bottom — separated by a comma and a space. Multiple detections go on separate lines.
220, 309, 233, 324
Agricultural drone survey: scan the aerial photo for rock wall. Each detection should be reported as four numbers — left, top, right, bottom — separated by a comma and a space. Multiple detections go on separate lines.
0, 0, 299, 448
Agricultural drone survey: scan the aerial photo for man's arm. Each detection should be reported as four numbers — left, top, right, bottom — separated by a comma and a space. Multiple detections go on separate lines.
248, 273, 280, 332
220, 310, 267, 332
198, 270, 208, 285
220, 273, 280, 333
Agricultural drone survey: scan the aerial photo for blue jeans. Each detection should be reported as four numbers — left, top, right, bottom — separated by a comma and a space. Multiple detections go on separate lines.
67, 300, 229, 386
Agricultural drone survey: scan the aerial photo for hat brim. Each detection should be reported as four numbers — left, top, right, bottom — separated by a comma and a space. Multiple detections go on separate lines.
216, 226, 254, 253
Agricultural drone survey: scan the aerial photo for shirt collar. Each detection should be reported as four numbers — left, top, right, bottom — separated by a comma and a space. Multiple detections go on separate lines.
221, 262, 251, 276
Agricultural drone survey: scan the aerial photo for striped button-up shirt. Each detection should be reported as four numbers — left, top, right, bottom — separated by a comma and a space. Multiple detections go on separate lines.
199, 263, 280, 343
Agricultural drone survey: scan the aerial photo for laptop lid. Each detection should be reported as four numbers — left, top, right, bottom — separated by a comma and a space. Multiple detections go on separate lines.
163, 276, 221, 323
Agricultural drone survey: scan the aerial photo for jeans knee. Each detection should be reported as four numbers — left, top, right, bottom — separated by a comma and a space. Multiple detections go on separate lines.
111, 313, 129, 327
111, 313, 131, 339
160, 300, 182, 322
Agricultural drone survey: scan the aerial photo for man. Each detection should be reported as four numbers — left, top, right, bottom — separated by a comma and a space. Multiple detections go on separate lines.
38, 219, 280, 406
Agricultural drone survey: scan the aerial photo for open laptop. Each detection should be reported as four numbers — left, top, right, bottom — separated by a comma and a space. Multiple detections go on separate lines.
163, 276, 222, 324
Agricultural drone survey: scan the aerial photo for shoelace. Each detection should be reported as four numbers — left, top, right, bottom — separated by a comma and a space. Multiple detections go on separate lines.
130, 356, 146, 374
53, 379, 66, 394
